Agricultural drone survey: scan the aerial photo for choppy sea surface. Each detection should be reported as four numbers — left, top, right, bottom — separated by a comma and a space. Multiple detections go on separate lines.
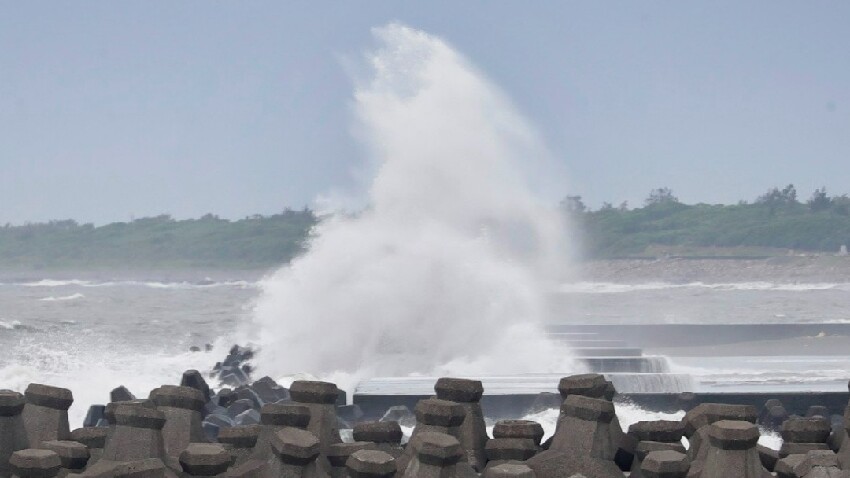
1, 268, 848, 432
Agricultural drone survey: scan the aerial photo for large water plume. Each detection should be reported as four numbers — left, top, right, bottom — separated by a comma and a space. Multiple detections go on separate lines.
246, 24, 576, 389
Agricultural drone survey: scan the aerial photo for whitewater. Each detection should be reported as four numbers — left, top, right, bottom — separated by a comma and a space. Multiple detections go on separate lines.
242, 23, 577, 390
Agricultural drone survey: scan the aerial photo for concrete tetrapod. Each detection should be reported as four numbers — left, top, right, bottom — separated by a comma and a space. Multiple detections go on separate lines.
395, 398, 465, 474
400, 432, 476, 478
526, 395, 623, 478
1, 390, 30, 478
21, 385, 73, 447
690, 420, 771, 478
290, 381, 342, 457
263, 427, 327, 478
9, 449, 61, 478
434, 378, 488, 472
150, 386, 208, 460
345, 450, 396, 478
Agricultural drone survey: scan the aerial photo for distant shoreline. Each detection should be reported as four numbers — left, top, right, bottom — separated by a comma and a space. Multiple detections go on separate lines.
579, 255, 850, 283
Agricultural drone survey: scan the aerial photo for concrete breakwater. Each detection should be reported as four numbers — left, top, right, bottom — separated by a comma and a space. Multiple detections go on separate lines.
3, 346, 850, 477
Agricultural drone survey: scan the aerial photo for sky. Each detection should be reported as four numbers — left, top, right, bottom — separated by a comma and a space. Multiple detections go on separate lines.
1, 1, 849, 225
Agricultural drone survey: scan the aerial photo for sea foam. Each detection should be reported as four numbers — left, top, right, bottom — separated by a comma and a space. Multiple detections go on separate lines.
244, 23, 576, 391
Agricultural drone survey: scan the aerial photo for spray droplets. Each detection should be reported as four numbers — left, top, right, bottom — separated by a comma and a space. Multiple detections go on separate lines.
245, 24, 575, 390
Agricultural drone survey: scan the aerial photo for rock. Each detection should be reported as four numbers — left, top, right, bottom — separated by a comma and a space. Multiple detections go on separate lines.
629, 421, 685, 443
180, 370, 212, 403
290, 381, 343, 455
434, 377, 488, 471
216, 424, 259, 467
82, 406, 106, 428
216, 389, 236, 409
41, 440, 89, 471
401, 432, 475, 477
98, 403, 167, 464
395, 399, 466, 474
328, 442, 374, 476
757, 444, 779, 471
22, 384, 73, 446
178, 443, 231, 476
70, 427, 107, 465
234, 409, 261, 426
250, 377, 289, 405
149, 385, 208, 459
1, 390, 30, 478
111, 458, 168, 478
631, 441, 686, 478
484, 463, 536, 477
557, 374, 608, 400
226, 399, 255, 420
265, 427, 324, 477
695, 420, 769, 478
110, 386, 136, 403
781, 417, 831, 444
9, 449, 61, 478
346, 449, 396, 478
682, 403, 758, 438
353, 421, 403, 444
492, 420, 545, 446
640, 450, 689, 478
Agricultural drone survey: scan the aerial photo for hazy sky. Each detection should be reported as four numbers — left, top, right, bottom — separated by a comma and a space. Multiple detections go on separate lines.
2, 2, 848, 224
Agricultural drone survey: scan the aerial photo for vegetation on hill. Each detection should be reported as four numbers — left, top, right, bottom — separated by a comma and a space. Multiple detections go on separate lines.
566, 185, 850, 258
3, 184, 850, 268
0, 209, 316, 269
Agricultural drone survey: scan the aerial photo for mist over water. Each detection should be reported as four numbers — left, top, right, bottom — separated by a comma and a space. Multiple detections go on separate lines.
246, 24, 577, 389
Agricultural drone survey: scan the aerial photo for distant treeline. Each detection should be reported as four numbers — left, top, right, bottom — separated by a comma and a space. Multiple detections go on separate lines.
565, 185, 850, 258
4, 184, 850, 269
0, 210, 316, 269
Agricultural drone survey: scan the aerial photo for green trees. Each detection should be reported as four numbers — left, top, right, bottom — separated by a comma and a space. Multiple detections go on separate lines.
571, 186, 850, 257
0, 210, 317, 269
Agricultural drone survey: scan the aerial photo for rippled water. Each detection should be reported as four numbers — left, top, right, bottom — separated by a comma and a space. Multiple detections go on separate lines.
2, 268, 848, 427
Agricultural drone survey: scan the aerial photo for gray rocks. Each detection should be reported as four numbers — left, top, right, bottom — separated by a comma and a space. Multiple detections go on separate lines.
692, 420, 770, 478
557, 375, 608, 400
549, 395, 616, 459
345, 449, 395, 478
493, 421, 545, 446
150, 385, 208, 459
9, 449, 61, 478
395, 399, 465, 474
70, 427, 107, 466
641, 450, 689, 478
290, 381, 342, 455
401, 432, 476, 478
484, 463, 536, 478
178, 443, 231, 476
526, 395, 623, 478
1, 390, 30, 478
352, 422, 402, 458
217, 425, 259, 467
434, 378, 488, 471
22, 384, 73, 447
86, 402, 168, 477
327, 442, 373, 477
780, 417, 832, 458
41, 440, 89, 472
265, 427, 326, 478
110, 386, 136, 404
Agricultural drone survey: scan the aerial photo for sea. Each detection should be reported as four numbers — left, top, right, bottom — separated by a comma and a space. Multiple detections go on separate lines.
2, 265, 848, 450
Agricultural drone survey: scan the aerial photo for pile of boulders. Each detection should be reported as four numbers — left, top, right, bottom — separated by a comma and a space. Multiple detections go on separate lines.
6, 368, 850, 477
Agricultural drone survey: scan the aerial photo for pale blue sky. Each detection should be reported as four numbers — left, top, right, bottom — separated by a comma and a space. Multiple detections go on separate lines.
1, 1, 848, 224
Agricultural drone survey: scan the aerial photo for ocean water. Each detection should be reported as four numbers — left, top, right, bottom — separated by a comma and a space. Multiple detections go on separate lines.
0, 270, 262, 426
2, 268, 848, 432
